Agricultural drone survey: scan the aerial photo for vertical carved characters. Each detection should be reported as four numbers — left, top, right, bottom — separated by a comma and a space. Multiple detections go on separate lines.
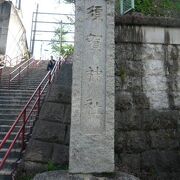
86, 34, 103, 50
70, 0, 114, 173
87, 5, 103, 20
80, 1, 106, 134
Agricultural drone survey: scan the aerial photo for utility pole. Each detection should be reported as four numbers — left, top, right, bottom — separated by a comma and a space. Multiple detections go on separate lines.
31, 3, 39, 55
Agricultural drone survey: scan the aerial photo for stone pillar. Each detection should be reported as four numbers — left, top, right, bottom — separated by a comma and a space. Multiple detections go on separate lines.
69, 0, 115, 173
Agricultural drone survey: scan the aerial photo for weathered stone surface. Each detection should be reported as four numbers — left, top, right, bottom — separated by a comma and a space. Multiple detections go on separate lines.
64, 105, 71, 124
64, 125, 70, 145
115, 44, 133, 61
17, 64, 72, 177
116, 131, 150, 153
132, 93, 150, 109
150, 129, 179, 149
39, 102, 65, 123
33, 171, 140, 180
125, 131, 150, 153
115, 131, 127, 152
119, 154, 141, 173
52, 144, 69, 165
116, 61, 143, 77
115, 25, 144, 44
115, 110, 141, 130
141, 150, 180, 172
70, 0, 115, 173
16, 160, 47, 177
115, 16, 180, 28
140, 172, 180, 180
115, 76, 143, 92
115, 92, 133, 111
32, 120, 66, 144
141, 110, 178, 130
24, 140, 53, 163
141, 44, 164, 61
46, 85, 71, 103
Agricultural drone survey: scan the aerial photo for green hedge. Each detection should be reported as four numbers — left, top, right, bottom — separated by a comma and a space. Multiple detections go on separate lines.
116, 0, 180, 17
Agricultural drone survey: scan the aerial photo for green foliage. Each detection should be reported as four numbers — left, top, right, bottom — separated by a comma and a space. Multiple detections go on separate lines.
18, 175, 34, 180
119, 66, 126, 83
135, 0, 154, 15
60, 44, 74, 58
47, 161, 68, 171
135, 0, 180, 17
116, 0, 180, 17
115, 0, 120, 13
50, 25, 74, 58
47, 161, 58, 171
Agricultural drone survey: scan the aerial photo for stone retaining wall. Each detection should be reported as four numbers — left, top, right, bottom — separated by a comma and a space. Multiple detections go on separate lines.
115, 16, 180, 180
16, 64, 72, 178
18, 16, 180, 180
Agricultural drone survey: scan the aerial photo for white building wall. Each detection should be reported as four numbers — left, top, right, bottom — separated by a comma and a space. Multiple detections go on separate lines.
5, 3, 28, 66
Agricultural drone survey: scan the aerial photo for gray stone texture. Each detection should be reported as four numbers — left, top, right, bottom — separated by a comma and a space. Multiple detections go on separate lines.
17, 63, 72, 176
33, 171, 140, 180
115, 16, 180, 180
69, 0, 115, 173
17, 15, 180, 180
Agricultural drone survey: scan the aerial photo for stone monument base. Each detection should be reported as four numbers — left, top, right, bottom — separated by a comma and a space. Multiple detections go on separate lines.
33, 171, 139, 180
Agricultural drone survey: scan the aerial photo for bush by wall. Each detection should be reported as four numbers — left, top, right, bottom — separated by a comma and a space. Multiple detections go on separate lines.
116, 0, 180, 17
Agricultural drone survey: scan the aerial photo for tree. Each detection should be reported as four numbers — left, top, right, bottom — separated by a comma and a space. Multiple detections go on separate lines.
50, 25, 74, 58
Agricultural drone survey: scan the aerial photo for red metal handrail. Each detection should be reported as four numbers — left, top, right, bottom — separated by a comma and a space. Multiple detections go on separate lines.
8, 58, 38, 88
0, 60, 62, 170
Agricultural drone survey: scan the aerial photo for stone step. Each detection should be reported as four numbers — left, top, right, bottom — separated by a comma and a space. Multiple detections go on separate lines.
0, 99, 36, 105
1, 81, 45, 86
0, 109, 22, 114
0, 96, 31, 100
0, 125, 32, 133
0, 89, 35, 92
0, 91, 33, 97
0, 112, 37, 119
0, 148, 21, 159
0, 114, 18, 119
0, 104, 33, 109
0, 140, 22, 149
0, 60, 50, 180
0, 169, 12, 180
0, 120, 20, 126
0, 132, 30, 141
0, 140, 30, 151
0, 158, 17, 170
0, 104, 34, 110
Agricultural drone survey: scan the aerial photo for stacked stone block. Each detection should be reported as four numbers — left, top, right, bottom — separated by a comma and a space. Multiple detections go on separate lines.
17, 64, 72, 176
115, 16, 180, 180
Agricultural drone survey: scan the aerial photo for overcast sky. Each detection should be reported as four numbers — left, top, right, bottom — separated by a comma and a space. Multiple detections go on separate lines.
20, 0, 75, 59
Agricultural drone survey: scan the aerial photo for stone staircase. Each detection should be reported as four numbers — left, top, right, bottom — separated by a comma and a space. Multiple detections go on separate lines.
0, 60, 49, 180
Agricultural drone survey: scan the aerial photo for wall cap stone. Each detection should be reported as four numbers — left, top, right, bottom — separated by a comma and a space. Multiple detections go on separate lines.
115, 15, 180, 27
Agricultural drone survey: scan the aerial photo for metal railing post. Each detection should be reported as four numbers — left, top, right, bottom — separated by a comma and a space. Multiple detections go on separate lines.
38, 86, 41, 114
9, 73, 12, 89
18, 67, 21, 83
22, 109, 26, 151
27, 59, 30, 75
0, 60, 62, 172
0, 68, 2, 82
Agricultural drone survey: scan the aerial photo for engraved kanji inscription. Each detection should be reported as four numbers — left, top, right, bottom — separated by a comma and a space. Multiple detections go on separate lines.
86, 66, 103, 81
86, 33, 103, 50
87, 5, 103, 20
84, 98, 103, 125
